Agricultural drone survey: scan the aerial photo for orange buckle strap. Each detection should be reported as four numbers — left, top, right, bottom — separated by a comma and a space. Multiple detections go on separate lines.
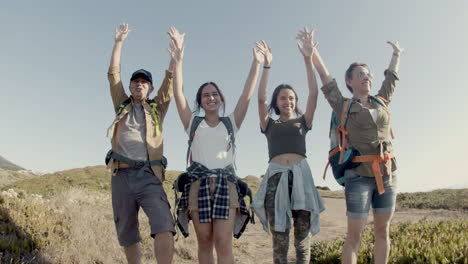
323, 147, 341, 180
352, 152, 395, 195
336, 127, 347, 164
323, 161, 331, 180
337, 100, 351, 164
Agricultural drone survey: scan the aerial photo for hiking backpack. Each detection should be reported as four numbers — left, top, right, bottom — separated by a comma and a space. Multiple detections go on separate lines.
107, 97, 161, 138
173, 115, 253, 212
323, 96, 393, 186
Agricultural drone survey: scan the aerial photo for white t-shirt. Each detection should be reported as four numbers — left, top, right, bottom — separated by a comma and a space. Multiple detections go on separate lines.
185, 113, 238, 170
368, 108, 378, 123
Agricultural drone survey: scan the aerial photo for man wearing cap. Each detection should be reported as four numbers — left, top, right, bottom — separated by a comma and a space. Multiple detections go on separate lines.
106, 23, 175, 264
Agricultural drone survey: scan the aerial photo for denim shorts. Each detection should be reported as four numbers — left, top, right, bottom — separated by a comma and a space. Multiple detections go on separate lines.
111, 168, 175, 247
344, 169, 397, 219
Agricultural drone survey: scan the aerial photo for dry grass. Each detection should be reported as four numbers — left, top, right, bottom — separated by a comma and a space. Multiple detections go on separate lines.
0, 169, 36, 188
0, 187, 260, 263
2, 166, 467, 263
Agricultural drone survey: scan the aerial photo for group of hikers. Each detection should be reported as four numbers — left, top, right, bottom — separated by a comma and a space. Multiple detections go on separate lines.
105, 23, 402, 264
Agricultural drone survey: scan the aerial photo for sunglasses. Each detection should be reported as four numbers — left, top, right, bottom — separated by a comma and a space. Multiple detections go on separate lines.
358, 71, 373, 79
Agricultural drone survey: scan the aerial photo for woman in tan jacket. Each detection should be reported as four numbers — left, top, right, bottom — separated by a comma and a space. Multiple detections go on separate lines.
300, 26, 403, 264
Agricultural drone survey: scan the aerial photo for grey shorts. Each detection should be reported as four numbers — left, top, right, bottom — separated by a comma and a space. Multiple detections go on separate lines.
111, 167, 175, 247
344, 169, 397, 219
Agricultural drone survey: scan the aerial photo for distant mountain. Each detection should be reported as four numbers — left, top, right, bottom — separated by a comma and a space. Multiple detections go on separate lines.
0, 168, 36, 187
0, 155, 24, 171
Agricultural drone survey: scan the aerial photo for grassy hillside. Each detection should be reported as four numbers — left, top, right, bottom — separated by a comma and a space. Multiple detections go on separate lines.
0, 169, 37, 188
2, 166, 111, 197
5, 166, 468, 211
397, 188, 468, 211
1, 165, 467, 263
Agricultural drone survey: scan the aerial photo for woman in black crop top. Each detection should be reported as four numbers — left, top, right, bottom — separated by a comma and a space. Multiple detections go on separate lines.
252, 31, 324, 264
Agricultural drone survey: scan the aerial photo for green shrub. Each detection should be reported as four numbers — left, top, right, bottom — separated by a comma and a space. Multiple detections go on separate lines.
310, 219, 468, 263
0, 191, 69, 263
397, 189, 468, 211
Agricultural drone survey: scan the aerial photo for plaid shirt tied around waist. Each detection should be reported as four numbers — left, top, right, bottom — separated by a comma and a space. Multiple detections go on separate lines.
177, 162, 249, 223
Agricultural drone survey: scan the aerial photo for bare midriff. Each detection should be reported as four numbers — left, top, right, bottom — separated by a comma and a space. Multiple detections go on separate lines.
270, 153, 305, 166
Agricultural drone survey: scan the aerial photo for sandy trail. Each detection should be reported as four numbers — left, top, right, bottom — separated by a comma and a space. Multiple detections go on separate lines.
174, 198, 467, 264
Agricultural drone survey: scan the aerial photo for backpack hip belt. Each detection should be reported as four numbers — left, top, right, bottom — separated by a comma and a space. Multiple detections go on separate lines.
352, 152, 395, 195
106, 150, 167, 178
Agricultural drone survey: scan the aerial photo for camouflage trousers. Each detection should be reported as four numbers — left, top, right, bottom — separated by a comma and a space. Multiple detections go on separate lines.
265, 172, 311, 264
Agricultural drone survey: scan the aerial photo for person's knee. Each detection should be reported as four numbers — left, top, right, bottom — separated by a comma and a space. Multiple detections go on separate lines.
213, 234, 232, 256
123, 243, 142, 264
374, 221, 390, 240
346, 228, 364, 248
196, 231, 214, 249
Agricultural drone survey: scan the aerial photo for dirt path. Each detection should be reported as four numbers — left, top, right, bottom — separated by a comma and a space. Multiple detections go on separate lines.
174, 198, 467, 264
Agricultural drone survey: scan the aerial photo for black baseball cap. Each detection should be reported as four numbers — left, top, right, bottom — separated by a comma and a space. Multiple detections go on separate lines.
130, 69, 153, 85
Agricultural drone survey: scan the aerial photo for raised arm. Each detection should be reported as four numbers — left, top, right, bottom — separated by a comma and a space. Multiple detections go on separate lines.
296, 27, 318, 129
257, 41, 272, 132
377, 41, 404, 103
297, 29, 333, 86
108, 23, 131, 111
168, 26, 192, 130
110, 23, 130, 69
387, 41, 403, 73
152, 55, 175, 120
233, 43, 264, 129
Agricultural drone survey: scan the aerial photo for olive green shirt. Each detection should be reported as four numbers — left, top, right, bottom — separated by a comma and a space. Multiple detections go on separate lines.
107, 65, 173, 181
321, 70, 399, 177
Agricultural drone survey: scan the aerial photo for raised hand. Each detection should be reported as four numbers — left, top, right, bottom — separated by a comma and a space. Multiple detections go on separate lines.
167, 39, 184, 62
167, 26, 185, 62
168, 27, 185, 50
296, 26, 317, 57
114, 23, 130, 43
387, 40, 404, 54
256, 40, 273, 66
253, 45, 265, 64
387, 40, 403, 72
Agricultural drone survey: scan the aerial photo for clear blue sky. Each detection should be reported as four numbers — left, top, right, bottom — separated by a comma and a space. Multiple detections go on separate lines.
1, 0, 467, 192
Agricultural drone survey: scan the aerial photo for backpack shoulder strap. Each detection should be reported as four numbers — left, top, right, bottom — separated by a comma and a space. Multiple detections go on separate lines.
371, 96, 389, 107
220, 116, 236, 167
116, 98, 132, 116
220, 117, 235, 145
146, 98, 161, 136
337, 99, 353, 163
329, 98, 352, 139
186, 116, 204, 167
340, 98, 353, 127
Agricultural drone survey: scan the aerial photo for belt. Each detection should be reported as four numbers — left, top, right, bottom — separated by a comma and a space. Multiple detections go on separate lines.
352, 152, 394, 195
106, 150, 168, 177
117, 162, 143, 169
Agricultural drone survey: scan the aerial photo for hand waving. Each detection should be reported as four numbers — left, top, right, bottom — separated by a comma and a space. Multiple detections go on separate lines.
387, 40, 404, 54
114, 23, 130, 43
253, 45, 264, 64
256, 40, 273, 66
167, 26, 185, 62
296, 27, 318, 58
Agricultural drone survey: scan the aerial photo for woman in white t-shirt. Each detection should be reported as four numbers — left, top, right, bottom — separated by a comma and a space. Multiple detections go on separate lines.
168, 27, 266, 264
